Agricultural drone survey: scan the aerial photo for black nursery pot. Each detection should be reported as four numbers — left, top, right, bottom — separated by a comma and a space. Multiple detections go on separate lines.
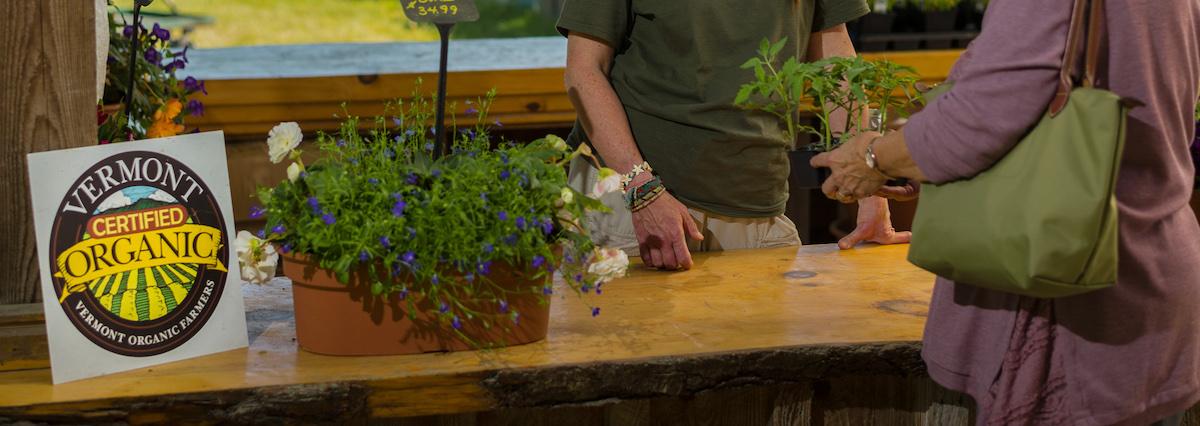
791, 149, 832, 190
923, 10, 959, 49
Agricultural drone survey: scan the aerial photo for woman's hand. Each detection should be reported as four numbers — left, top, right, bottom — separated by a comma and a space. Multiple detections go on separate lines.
811, 132, 889, 203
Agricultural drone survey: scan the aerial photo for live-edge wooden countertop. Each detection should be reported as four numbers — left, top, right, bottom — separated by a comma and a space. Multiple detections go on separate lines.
0, 244, 935, 420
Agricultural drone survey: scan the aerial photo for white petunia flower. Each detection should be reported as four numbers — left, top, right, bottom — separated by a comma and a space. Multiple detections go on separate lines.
235, 230, 278, 284
590, 168, 622, 198
547, 134, 569, 152
587, 247, 629, 284
287, 162, 302, 182
267, 122, 303, 164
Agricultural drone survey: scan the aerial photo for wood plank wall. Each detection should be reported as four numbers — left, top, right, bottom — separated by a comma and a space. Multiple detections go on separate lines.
0, 2, 97, 304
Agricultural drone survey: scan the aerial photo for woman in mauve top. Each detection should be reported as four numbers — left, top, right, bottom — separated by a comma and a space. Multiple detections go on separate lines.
812, 0, 1200, 424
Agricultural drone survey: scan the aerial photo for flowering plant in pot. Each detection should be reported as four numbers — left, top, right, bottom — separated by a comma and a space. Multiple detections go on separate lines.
735, 38, 919, 187
98, 8, 205, 144
235, 90, 628, 355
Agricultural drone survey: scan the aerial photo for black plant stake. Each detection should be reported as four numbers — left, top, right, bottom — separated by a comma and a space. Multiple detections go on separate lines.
123, 0, 155, 129
401, 0, 480, 159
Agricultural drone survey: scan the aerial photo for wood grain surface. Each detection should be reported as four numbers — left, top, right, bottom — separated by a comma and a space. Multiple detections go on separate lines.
0, 1, 98, 304
0, 244, 935, 420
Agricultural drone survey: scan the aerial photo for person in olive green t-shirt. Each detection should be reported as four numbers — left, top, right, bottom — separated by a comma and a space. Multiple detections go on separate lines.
559, 0, 911, 270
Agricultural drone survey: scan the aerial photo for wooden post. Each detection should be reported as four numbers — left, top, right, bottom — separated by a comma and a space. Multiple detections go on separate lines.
0, 1, 98, 304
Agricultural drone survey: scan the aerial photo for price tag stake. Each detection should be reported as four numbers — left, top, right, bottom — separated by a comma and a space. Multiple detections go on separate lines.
402, 0, 480, 158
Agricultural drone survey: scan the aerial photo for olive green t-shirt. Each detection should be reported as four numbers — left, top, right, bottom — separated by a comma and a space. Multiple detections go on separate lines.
557, 0, 869, 217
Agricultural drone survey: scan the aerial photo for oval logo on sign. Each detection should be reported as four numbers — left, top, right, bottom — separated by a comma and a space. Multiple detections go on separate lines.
48, 151, 229, 356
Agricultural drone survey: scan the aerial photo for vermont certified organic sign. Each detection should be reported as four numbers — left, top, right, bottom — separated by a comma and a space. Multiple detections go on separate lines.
28, 132, 248, 384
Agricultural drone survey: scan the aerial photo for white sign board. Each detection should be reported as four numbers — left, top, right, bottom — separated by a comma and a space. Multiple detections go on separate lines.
27, 132, 248, 384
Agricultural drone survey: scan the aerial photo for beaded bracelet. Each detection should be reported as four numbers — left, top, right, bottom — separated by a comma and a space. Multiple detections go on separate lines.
619, 161, 654, 192
624, 176, 666, 212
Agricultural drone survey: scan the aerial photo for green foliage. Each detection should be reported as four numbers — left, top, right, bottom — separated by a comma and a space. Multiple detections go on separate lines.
99, 8, 203, 143
450, 1, 559, 39
255, 86, 605, 333
734, 38, 920, 152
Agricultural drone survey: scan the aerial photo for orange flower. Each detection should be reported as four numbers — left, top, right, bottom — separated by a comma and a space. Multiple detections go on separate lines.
146, 99, 185, 138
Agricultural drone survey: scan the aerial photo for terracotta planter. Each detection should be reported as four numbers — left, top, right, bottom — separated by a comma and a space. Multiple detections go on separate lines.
282, 253, 550, 356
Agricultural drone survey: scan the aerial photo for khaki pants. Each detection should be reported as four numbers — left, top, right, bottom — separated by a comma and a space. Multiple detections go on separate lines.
568, 157, 801, 257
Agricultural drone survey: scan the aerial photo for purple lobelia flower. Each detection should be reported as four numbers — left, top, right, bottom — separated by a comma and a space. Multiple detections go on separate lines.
592, 307, 601, 317
307, 196, 320, 214
541, 219, 554, 236
183, 76, 206, 95
483, 243, 495, 254
439, 302, 449, 313
359, 251, 370, 262
431, 274, 439, 286
406, 173, 419, 185
542, 287, 553, 295
515, 217, 527, 231
531, 255, 545, 269
281, 243, 294, 254
498, 211, 508, 221
499, 300, 509, 313
503, 234, 518, 246
392, 199, 407, 217
380, 236, 391, 249
249, 205, 266, 219
477, 261, 493, 276
123, 25, 135, 38
499, 169, 511, 180
322, 213, 336, 225
452, 316, 462, 329
271, 224, 285, 234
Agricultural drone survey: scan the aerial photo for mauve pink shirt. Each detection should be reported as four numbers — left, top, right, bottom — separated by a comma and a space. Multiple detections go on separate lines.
902, 0, 1200, 424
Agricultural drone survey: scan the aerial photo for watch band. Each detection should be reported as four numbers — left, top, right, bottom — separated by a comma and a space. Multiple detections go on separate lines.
865, 136, 899, 181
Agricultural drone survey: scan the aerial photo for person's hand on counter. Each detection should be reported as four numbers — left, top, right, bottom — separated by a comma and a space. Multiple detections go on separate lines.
631, 186, 704, 271
838, 196, 912, 250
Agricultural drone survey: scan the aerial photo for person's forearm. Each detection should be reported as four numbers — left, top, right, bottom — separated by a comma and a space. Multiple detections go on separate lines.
874, 129, 928, 182
807, 25, 870, 136
564, 64, 644, 176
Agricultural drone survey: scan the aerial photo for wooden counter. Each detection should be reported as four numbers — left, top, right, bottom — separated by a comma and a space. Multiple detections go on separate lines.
0, 244, 978, 424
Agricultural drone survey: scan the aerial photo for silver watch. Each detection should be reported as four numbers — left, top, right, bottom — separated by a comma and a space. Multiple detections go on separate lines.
865, 137, 898, 180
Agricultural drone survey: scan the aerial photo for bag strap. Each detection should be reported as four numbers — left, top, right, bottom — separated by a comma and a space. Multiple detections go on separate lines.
1049, 0, 1106, 116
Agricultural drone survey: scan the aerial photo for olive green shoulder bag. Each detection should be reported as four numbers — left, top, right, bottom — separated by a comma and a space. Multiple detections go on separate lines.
908, 0, 1131, 298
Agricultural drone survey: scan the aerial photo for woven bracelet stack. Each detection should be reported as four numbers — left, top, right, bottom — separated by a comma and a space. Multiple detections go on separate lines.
620, 161, 666, 212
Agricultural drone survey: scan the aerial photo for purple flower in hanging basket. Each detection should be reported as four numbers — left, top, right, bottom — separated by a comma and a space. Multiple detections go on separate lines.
151, 23, 170, 41
465, 107, 479, 116
581, 283, 591, 293
144, 48, 161, 65
359, 251, 370, 262
503, 234, 518, 246
595, 283, 603, 295
406, 173, 419, 185
402, 251, 416, 264
248, 205, 266, 219
379, 236, 391, 249
186, 99, 204, 117
256, 229, 266, 239
483, 243, 495, 254
368, 178, 380, 185
431, 169, 441, 178
407, 227, 417, 239
498, 300, 509, 313
541, 219, 554, 236
452, 316, 462, 329
307, 196, 320, 213
271, 224, 285, 234
591, 307, 601, 317
430, 274, 440, 286
392, 117, 403, 127
281, 243, 294, 254
494, 119, 504, 128
515, 217, 527, 231
500, 153, 509, 164
398, 288, 409, 300
322, 213, 336, 225
499, 169, 511, 180
439, 302, 450, 313
542, 287, 553, 295
424, 143, 435, 152
573, 273, 584, 283
498, 211, 508, 221
465, 273, 475, 283
477, 261, 493, 276
531, 255, 545, 269
182, 77, 207, 95
336, 138, 347, 147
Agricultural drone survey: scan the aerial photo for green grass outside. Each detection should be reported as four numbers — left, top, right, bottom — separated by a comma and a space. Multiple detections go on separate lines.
111, 0, 558, 48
